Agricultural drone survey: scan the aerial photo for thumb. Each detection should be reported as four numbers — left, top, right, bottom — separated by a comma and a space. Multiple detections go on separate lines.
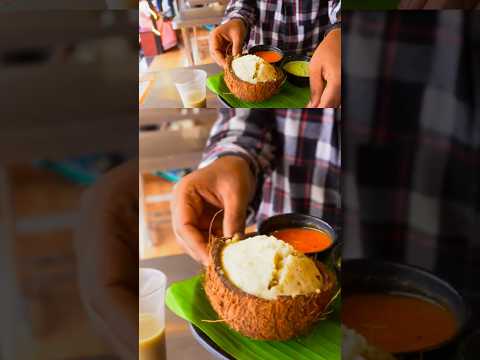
222, 197, 247, 238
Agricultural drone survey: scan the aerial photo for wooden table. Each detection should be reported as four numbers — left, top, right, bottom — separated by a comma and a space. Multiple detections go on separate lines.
140, 254, 216, 360
139, 63, 224, 108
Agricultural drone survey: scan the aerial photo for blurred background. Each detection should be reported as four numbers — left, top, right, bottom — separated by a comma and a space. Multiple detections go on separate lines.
139, 108, 217, 259
0, 11, 137, 359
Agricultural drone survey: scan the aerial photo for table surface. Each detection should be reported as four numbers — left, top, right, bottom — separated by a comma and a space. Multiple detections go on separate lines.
140, 254, 216, 360
140, 63, 224, 109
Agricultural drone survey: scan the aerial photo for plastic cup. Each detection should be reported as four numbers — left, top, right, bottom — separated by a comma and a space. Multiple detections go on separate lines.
174, 69, 207, 108
139, 268, 167, 360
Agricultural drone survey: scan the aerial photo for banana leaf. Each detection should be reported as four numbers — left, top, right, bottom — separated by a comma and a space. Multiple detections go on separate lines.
206, 72, 310, 108
166, 275, 340, 360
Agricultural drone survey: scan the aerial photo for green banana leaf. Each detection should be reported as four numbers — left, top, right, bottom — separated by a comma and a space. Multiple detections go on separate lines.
166, 275, 341, 360
342, 0, 400, 9
206, 72, 311, 108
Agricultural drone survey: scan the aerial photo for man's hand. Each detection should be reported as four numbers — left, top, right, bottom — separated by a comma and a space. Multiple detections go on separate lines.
171, 156, 255, 265
308, 28, 341, 108
209, 19, 247, 68
74, 161, 138, 359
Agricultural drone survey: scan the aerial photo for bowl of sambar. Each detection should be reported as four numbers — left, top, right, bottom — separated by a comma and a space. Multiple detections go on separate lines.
342, 259, 469, 359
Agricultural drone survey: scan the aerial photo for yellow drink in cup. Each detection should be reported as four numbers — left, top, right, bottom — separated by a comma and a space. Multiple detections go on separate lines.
140, 268, 167, 360
139, 313, 166, 360
174, 69, 207, 108
182, 91, 207, 108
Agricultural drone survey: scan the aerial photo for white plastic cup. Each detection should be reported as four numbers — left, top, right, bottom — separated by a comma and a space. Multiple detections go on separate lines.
174, 69, 207, 108
139, 268, 167, 360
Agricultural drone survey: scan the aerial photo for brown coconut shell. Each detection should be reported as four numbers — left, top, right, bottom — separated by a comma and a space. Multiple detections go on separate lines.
224, 55, 286, 103
204, 236, 338, 341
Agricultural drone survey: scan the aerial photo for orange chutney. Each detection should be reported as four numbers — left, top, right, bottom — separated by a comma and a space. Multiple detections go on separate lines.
254, 50, 283, 63
273, 227, 332, 253
342, 293, 457, 353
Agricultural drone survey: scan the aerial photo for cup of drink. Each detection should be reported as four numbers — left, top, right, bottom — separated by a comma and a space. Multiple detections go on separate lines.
139, 268, 167, 360
174, 69, 207, 108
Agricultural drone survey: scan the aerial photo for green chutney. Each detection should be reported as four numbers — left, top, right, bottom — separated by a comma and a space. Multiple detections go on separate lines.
283, 61, 309, 77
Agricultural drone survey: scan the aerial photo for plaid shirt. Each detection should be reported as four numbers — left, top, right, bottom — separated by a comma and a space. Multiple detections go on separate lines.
199, 109, 342, 230
343, 12, 480, 304
223, 0, 341, 55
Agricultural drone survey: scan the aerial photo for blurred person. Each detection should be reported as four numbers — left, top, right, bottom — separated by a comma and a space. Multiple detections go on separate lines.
209, 1, 342, 108
75, 160, 138, 359
156, 0, 175, 18
171, 109, 341, 265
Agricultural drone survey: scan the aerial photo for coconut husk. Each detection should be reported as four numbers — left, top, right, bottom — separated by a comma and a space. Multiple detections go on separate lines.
223, 55, 286, 103
204, 235, 338, 341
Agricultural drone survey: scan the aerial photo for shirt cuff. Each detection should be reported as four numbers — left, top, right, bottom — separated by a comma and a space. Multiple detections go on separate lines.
199, 144, 259, 179
222, 10, 255, 30
329, 1, 341, 25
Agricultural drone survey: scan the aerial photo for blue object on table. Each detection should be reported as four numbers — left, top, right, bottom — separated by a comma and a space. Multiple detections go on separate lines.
35, 154, 125, 186
155, 169, 190, 183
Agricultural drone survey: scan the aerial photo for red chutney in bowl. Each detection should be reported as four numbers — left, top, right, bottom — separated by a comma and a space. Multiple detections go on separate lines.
254, 50, 283, 63
273, 227, 332, 253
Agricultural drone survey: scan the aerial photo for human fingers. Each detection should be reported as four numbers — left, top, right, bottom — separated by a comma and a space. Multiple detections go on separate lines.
319, 80, 341, 108
172, 185, 209, 265
308, 63, 326, 108
222, 193, 247, 238
231, 32, 244, 57
209, 31, 227, 68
